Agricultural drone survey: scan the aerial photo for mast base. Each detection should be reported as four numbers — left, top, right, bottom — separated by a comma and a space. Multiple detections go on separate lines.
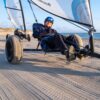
88, 27, 96, 53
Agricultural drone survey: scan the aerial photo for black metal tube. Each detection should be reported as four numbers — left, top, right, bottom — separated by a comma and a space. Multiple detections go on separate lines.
19, 0, 26, 32
88, 0, 96, 53
89, 34, 94, 53
88, 28, 96, 53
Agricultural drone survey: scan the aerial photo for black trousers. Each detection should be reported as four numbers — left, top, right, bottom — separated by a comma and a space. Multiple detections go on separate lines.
40, 33, 80, 53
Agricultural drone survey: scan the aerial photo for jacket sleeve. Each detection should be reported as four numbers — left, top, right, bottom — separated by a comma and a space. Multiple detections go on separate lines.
32, 23, 45, 38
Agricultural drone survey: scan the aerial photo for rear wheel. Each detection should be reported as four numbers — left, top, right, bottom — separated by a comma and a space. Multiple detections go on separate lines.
5, 35, 23, 64
74, 34, 83, 49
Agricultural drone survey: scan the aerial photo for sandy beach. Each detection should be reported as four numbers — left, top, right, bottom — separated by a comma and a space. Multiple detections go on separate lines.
0, 30, 100, 100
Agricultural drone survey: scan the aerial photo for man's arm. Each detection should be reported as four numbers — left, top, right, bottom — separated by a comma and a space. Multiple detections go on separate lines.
32, 23, 45, 38
33, 23, 58, 38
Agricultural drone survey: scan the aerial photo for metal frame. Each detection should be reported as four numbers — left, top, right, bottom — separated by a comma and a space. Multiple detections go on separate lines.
88, 0, 96, 53
19, 0, 26, 32
88, 28, 96, 53
14, 32, 99, 59
23, 48, 100, 59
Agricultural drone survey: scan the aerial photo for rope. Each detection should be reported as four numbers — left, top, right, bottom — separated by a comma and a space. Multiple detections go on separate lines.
28, 0, 38, 23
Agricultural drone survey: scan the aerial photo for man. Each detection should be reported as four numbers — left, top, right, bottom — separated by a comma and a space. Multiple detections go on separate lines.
33, 17, 81, 61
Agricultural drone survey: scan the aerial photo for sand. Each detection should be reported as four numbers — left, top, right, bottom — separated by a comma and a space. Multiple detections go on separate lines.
0, 32, 100, 100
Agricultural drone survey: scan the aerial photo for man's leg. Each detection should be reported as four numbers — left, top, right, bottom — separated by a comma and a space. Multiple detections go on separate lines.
40, 35, 55, 52
54, 34, 68, 53
40, 37, 49, 52
54, 34, 77, 61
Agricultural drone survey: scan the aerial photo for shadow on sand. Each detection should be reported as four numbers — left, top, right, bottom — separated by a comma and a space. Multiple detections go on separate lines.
0, 52, 100, 77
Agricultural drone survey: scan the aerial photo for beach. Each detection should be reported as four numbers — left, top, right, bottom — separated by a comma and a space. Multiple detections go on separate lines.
0, 30, 100, 100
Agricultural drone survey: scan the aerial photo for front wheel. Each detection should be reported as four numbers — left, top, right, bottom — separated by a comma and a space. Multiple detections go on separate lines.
5, 35, 23, 64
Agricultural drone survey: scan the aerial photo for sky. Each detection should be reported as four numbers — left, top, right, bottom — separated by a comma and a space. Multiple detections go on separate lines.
0, 0, 100, 33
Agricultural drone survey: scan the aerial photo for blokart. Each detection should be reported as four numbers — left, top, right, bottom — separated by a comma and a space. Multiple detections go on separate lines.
4, 0, 100, 64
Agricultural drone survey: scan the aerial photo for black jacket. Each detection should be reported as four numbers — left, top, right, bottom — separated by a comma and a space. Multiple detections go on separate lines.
33, 23, 57, 39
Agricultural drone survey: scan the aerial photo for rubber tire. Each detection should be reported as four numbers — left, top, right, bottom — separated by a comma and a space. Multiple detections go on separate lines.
74, 34, 83, 49
5, 35, 23, 64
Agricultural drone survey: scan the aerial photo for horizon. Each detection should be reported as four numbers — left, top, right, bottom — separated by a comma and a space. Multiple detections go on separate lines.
0, 0, 100, 33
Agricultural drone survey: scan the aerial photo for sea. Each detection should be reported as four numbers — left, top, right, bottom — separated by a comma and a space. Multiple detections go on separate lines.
63, 33, 100, 39
0, 33, 100, 41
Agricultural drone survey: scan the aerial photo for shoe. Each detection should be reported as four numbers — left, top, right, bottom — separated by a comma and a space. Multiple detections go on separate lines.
64, 49, 76, 62
25, 34, 31, 41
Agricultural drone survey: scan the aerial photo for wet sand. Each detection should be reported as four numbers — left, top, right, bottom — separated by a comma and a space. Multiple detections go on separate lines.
0, 35, 100, 100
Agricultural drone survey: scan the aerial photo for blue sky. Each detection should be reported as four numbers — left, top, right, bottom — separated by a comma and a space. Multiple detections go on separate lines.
0, 0, 100, 33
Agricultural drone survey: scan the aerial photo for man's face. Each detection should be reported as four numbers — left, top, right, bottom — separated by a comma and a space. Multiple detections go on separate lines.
44, 21, 53, 28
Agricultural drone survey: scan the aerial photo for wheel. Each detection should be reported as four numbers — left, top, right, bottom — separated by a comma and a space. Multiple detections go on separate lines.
5, 35, 23, 64
74, 34, 83, 49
